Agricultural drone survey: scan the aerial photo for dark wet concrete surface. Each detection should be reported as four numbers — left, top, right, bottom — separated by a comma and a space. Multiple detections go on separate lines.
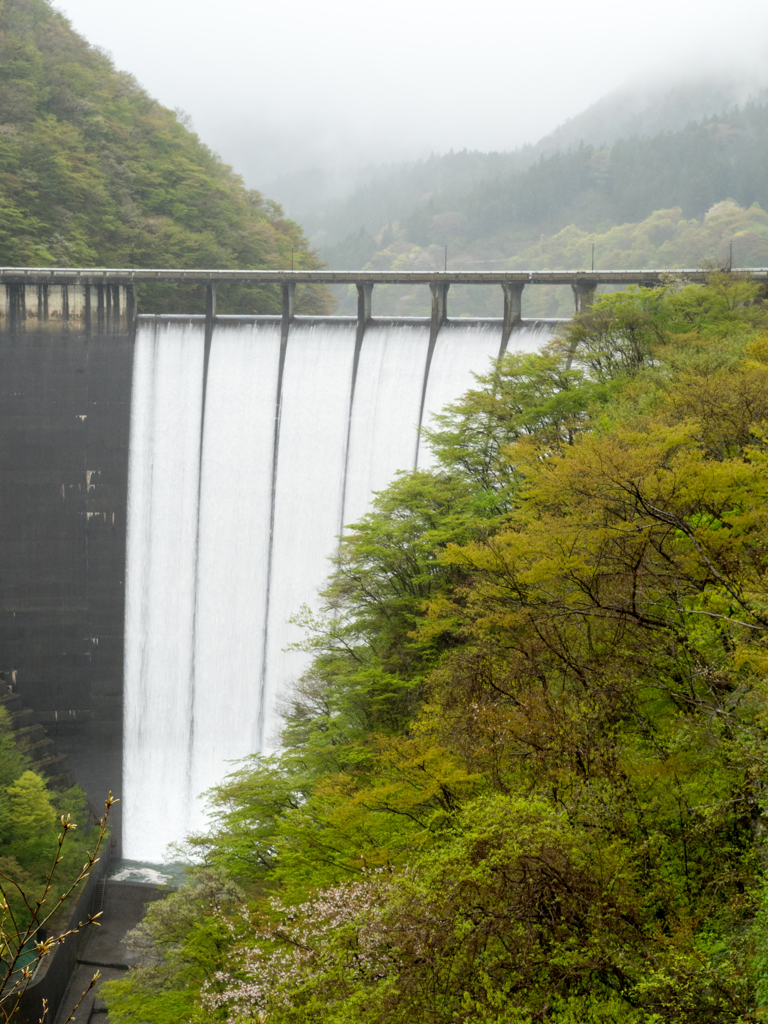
52, 880, 167, 1024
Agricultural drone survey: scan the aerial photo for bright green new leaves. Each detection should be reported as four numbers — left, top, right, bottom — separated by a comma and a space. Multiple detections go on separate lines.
423, 351, 613, 509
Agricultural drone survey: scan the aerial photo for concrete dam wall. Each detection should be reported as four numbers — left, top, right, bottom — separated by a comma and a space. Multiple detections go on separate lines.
0, 282, 134, 850
123, 315, 554, 860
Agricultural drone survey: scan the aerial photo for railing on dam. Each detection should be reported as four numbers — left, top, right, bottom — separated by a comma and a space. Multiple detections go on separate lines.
0, 267, 765, 343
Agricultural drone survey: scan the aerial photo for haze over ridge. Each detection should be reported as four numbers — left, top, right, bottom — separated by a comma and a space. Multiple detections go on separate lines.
52, 0, 768, 188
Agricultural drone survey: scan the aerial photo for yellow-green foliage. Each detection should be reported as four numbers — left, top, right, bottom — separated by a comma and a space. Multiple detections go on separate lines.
6, 771, 54, 840
0, 707, 99, 927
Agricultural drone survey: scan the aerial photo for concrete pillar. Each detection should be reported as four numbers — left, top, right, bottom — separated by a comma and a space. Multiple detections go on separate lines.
8, 283, 25, 331
416, 282, 450, 463
205, 282, 216, 343
571, 279, 597, 314
96, 284, 105, 333
126, 284, 137, 337
202, 283, 217, 414
281, 281, 296, 346
36, 283, 48, 325
111, 284, 121, 331
281, 281, 296, 320
430, 281, 449, 329
352, 282, 373, 408
500, 282, 524, 357
357, 281, 373, 326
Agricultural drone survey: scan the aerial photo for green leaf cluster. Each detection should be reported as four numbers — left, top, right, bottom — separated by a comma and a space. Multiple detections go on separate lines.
0, 706, 101, 946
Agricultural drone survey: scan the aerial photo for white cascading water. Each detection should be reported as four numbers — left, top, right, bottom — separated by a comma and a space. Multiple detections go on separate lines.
261, 322, 357, 749
123, 321, 204, 856
123, 317, 555, 861
343, 323, 430, 525
190, 323, 282, 810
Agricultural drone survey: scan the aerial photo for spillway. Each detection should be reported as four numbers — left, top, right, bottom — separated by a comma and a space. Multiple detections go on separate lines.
123, 317, 555, 861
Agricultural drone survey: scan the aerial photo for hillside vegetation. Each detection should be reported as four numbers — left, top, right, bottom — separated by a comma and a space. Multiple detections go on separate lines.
321, 102, 768, 259
0, 0, 326, 312
103, 275, 768, 1023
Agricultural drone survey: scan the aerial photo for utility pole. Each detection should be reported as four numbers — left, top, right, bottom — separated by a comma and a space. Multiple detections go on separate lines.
591, 243, 595, 273
729, 241, 733, 271
444, 246, 448, 272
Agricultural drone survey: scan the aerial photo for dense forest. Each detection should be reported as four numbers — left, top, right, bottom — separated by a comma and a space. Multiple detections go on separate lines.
101, 274, 768, 1022
0, 0, 327, 313
273, 74, 768, 247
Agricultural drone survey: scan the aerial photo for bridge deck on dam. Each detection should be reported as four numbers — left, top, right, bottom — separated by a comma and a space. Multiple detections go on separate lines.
0, 264, 765, 343
0, 266, 766, 284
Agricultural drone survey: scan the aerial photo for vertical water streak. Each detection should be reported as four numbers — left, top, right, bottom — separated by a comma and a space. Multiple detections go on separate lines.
256, 317, 292, 747
190, 322, 282, 808
186, 300, 216, 810
123, 321, 204, 862
338, 321, 367, 536
416, 322, 501, 472
343, 323, 431, 528
261, 323, 357, 748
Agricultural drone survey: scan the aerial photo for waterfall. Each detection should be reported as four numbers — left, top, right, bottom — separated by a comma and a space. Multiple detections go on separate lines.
123, 317, 556, 862
261, 322, 357, 750
123, 321, 204, 857
190, 323, 282, 808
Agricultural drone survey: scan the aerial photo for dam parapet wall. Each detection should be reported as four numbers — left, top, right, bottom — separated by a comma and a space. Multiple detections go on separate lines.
0, 282, 134, 333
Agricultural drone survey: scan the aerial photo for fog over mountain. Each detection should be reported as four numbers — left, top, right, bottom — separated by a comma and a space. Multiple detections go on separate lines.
54, 0, 768, 185
265, 67, 768, 238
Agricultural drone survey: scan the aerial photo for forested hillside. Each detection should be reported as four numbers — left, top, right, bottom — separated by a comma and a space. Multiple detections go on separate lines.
321, 101, 768, 317
103, 275, 768, 1023
515, 200, 768, 316
0, 0, 326, 312
273, 74, 768, 250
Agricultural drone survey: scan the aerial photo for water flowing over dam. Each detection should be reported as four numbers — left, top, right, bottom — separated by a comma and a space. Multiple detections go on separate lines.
122, 317, 554, 861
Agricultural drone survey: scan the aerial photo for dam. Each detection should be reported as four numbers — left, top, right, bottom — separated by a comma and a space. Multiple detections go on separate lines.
1, 266, 764, 861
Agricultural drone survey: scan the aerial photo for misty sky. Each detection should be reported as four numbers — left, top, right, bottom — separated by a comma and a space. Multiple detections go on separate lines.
55, 0, 768, 188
